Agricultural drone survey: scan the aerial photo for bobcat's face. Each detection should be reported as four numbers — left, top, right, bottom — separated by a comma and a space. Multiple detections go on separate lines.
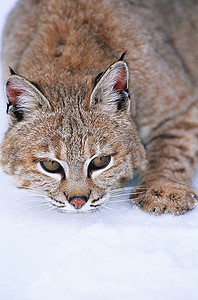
1, 60, 146, 212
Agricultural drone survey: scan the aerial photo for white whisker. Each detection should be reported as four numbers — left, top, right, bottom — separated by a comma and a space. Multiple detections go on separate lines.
109, 196, 142, 203
111, 186, 151, 195
130, 196, 143, 202
111, 187, 133, 193
102, 204, 123, 216
95, 209, 102, 219
37, 206, 55, 214
111, 185, 149, 193
98, 207, 111, 216
16, 196, 42, 202
110, 192, 145, 198
131, 188, 149, 191
109, 199, 131, 203
18, 186, 47, 196
23, 195, 44, 199
24, 202, 48, 211
46, 208, 56, 218
131, 185, 149, 189
110, 193, 132, 197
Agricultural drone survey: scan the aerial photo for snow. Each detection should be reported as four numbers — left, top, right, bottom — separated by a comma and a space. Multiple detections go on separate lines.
0, 1, 198, 300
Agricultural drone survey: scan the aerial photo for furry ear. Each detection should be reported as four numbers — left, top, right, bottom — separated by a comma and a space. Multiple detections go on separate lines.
90, 61, 130, 112
5, 74, 51, 125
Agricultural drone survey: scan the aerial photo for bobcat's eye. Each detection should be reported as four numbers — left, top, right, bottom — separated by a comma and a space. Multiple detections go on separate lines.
40, 160, 63, 173
88, 155, 111, 177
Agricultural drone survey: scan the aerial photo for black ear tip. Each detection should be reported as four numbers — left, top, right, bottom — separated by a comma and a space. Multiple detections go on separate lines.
118, 51, 127, 62
9, 67, 17, 75
6, 103, 11, 114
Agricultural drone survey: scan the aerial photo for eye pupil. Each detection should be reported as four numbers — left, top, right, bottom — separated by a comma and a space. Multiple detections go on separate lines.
88, 155, 111, 177
40, 160, 62, 174
94, 157, 108, 167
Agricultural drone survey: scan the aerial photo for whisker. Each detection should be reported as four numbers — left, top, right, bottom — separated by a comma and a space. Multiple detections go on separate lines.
16, 195, 46, 202
110, 193, 132, 197
16, 189, 46, 196
131, 185, 153, 189
23, 194, 45, 199
109, 196, 143, 202
16, 196, 42, 202
37, 206, 55, 214
98, 207, 111, 216
130, 196, 143, 202
131, 187, 150, 191
24, 202, 48, 212
95, 209, 102, 219
111, 188, 151, 196
110, 192, 145, 198
111, 185, 149, 193
109, 199, 131, 203
18, 186, 47, 195
111, 187, 133, 193
46, 208, 56, 218
102, 204, 123, 216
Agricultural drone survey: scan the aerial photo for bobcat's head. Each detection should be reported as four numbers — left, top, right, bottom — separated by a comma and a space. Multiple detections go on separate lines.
1, 59, 146, 212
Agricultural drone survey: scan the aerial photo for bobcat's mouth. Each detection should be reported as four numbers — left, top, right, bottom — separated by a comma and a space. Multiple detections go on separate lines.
47, 193, 110, 213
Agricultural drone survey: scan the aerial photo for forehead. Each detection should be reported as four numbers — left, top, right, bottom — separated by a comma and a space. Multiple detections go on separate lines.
43, 107, 111, 162
62, 113, 110, 158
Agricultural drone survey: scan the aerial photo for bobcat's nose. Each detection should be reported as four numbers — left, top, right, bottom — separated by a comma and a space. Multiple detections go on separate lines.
68, 195, 88, 209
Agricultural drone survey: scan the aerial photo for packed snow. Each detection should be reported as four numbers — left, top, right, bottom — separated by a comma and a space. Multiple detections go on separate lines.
0, 1, 198, 300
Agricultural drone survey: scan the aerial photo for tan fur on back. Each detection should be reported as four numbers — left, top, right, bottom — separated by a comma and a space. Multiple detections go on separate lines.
1, 0, 198, 214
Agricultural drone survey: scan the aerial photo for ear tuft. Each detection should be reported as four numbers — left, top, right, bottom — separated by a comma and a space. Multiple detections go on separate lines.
118, 51, 127, 62
9, 67, 17, 75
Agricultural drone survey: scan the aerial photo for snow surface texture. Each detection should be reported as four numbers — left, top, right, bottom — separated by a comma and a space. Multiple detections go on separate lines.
1, 1, 198, 300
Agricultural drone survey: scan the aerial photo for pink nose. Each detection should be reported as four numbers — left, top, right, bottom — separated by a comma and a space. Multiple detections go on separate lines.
69, 197, 87, 209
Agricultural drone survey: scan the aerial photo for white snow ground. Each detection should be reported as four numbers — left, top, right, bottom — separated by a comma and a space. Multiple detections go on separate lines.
0, 1, 198, 300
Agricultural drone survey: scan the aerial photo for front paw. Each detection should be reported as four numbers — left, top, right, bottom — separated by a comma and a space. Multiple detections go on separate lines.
130, 180, 197, 215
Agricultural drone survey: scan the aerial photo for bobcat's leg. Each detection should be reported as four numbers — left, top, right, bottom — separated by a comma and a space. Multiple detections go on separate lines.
131, 103, 198, 215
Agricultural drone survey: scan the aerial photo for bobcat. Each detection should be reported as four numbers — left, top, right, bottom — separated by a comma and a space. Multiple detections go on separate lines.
1, 0, 198, 214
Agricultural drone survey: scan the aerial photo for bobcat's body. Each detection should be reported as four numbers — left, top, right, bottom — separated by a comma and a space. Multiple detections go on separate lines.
1, 0, 198, 214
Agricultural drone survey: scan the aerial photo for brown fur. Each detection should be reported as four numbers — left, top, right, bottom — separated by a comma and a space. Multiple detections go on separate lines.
1, 0, 198, 214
